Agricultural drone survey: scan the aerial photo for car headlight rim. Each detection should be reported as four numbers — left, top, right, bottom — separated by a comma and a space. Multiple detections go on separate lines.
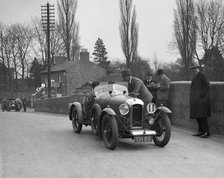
119, 103, 129, 115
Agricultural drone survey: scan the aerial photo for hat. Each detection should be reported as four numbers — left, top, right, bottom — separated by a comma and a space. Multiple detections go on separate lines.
145, 71, 152, 76
157, 69, 164, 75
189, 60, 200, 69
122, 69, 132, 77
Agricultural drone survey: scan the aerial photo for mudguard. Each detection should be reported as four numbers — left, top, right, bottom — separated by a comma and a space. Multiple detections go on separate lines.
102, 107, 116, 116
156, 106, 172, 114
69, 102, 83, 123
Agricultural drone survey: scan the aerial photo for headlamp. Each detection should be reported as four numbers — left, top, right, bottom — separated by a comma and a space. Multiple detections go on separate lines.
119, 104, 129, 115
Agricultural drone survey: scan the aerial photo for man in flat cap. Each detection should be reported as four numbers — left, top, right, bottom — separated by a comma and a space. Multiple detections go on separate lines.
122, 69, 153, 108
189, 60, 211, 138
156, 69, 170, 107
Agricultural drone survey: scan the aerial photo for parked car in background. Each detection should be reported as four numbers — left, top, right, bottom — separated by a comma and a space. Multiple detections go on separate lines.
1, 98, 22, 112
1, 98, 11, 111
69, 84, 172, 150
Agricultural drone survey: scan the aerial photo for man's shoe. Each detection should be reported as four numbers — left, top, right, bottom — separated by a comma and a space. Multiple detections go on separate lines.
200, 132, 210, 138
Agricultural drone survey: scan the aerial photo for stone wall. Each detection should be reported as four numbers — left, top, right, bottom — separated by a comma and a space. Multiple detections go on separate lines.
169, 81, 224, 135
34, 82, 224, 135
34, 93, 85, 114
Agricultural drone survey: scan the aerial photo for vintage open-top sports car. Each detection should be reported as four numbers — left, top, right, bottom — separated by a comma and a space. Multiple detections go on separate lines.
69, 83, 171, 150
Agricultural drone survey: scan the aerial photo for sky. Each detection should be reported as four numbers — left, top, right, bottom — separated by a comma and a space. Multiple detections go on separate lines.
0, 0, 179, 64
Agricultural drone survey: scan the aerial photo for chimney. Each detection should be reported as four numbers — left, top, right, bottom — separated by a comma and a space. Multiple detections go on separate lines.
80, 49, 89, 61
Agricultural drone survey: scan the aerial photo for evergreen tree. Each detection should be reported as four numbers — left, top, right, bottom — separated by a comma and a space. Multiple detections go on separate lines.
29, 57, 42, 88
92, 38, 110, 70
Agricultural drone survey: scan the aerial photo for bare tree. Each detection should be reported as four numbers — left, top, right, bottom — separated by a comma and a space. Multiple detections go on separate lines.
152, 52, 160, 71
196, 0, 224, 51
0, 23, 7, 91
173, 0, 197, 80
51, 23, 66, 59
58, 0, 80, 61
2, 29, 13, 92
32, 18, 47, 66
32, 17, 65, 68
6, 25, 20, 93
119, 0, 139, 68
196, 0, 224, 78
13, 23, 33, 92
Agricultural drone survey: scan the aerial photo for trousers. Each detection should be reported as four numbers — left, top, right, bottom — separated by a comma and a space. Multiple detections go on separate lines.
196, 118, 210, 133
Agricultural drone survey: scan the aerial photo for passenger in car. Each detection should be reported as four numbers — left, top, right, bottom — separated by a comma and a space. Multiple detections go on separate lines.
121, 69, 153, 109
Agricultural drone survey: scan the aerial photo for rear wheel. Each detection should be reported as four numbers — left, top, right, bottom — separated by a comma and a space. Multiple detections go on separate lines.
153, 113, 171, 147
72, 106, 83, 133
101, 114, 118, 150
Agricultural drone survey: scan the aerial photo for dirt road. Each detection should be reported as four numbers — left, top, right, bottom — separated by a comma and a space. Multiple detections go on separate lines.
1, 110, 224, 178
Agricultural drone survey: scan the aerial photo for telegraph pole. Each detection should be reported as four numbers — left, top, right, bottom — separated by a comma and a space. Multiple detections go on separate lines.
41, 3, 55, 98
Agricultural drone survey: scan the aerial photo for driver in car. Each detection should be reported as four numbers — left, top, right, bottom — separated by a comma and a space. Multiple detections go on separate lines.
122, 69, 153, 109
83, 81, 100, 117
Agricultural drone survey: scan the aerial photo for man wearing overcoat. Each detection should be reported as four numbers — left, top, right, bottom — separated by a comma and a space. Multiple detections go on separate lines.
156, 69, 170, 107
189, 60, 211, 138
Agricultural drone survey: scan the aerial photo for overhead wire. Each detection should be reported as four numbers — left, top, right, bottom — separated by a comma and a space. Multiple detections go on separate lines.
22, 0, 40, 17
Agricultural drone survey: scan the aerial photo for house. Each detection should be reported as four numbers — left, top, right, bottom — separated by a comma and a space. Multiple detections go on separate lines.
40, 49, 106, 96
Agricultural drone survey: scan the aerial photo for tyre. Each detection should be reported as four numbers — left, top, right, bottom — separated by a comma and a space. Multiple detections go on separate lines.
90, 105, 101, 135
101, 114, 118, 150
72, 105, 83, 133
153, 113, 171, 147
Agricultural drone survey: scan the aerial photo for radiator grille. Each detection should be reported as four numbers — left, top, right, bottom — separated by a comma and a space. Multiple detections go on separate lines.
132, 104, 143, 127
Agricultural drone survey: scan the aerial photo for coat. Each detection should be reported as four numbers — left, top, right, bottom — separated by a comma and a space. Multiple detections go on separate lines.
143, 79, 159, 103
190, 71, 211, 119
128, 77, 153, 105
157, 75, 170, 101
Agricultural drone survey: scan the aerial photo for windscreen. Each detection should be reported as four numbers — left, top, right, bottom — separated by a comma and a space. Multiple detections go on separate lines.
94, 84, 128, 99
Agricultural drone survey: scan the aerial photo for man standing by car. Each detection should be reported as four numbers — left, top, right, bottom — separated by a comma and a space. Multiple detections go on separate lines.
189, 60, 211, 138
122, 69, 153, 107
156, 69, 170, 107
22, 96, 26, 112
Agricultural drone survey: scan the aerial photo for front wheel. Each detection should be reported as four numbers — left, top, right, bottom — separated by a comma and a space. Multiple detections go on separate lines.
153, 113, 171, 147
91, 105, 101, 135
72, 106, 83, 133
101, 114, 118, 150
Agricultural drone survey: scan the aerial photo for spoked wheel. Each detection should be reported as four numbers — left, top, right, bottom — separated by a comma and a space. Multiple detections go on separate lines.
91, 105, 101, 135
72, 106, 83, 133
101, 114, 118, 150
153, 113, 171, 147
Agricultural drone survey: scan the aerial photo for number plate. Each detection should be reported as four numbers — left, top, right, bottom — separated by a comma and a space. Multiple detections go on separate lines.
134, 136, 152, 142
